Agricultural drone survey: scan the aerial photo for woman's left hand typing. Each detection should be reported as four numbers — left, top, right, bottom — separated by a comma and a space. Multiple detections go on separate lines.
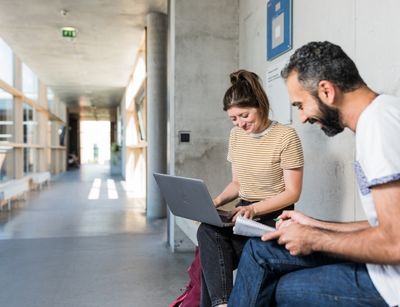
231, 205, 257, 222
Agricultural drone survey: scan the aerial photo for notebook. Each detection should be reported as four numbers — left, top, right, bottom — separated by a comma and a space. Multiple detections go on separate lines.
233, 215, 276, 237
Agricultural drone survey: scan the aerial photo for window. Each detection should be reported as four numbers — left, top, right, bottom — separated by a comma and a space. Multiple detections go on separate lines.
126, 57, 145, 110
47, 88, 55, 113
23, 148, 36, 174
135, 86, 146, 141
23, 103, 37, 144
0, 89, 13, 142
0, 148, 14, 181
22, 63, 38, 100
0, 37, 14, 86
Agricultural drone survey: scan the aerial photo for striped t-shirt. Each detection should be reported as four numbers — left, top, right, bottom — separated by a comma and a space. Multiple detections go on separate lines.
227, 122, 304, 202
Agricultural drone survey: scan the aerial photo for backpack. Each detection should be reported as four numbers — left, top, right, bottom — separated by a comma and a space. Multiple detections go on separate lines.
169, 247, 201, 307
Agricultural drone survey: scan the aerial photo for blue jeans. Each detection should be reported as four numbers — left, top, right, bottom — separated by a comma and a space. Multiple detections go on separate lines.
229, 239, 388, 307
197, 201, 293, 307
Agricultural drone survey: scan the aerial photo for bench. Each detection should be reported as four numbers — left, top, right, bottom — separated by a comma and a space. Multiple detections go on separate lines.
0, 177, 30, 211
29, 172, 51, 190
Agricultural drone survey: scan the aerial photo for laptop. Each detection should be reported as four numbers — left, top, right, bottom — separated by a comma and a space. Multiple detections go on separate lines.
153, 173, 234, 227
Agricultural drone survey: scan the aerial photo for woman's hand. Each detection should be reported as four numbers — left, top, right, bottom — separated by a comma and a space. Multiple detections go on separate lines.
231, 205, 256, 222
212, 197, 220, 208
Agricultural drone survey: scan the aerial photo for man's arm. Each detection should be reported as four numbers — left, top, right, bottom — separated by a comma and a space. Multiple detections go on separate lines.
313, 220, 369, 232
264, 181, 400, 264
276, 210, 369, 232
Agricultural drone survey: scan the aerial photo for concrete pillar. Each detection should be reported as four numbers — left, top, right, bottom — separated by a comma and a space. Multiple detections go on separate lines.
146, 12, 167, 219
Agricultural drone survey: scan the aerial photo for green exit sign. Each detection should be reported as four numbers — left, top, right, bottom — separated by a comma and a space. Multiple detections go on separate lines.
62, 27, 77, 38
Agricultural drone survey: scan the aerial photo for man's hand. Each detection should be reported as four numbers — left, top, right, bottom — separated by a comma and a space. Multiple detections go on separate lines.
262, 223, 321, 256
275, 210, 317, 229
263, 210, 321, 256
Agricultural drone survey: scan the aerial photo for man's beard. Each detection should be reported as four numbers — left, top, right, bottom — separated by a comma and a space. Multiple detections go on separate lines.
309, 96, 344, 137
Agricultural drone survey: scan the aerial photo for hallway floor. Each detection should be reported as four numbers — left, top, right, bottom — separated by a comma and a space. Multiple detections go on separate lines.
0, 165, 193, 307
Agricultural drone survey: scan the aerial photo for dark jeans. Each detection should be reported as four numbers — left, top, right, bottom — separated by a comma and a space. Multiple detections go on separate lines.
228, 239, 388, 307
197, 200, 292, 307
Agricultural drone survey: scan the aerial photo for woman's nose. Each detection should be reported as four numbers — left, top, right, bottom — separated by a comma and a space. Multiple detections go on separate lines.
237, 119, 245, 128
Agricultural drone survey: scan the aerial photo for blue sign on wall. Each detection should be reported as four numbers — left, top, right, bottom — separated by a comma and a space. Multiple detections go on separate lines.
267, 0, 292, 61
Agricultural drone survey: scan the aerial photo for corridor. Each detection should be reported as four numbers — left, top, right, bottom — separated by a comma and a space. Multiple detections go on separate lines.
0, 165, 192, 307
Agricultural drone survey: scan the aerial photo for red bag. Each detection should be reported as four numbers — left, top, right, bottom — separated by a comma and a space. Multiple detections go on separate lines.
169, 247, 201, 307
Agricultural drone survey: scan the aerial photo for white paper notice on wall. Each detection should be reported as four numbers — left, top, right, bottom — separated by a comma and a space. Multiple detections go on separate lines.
266, 59, 292, 124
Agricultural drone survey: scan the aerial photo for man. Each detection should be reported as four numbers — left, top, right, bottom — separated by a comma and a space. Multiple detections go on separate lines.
228, 41, 400, 306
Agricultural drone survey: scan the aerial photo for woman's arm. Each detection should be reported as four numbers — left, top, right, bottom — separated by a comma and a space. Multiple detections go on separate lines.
254, 167, 303, 215
232, 167, 303, 220
213, 166, 240, 208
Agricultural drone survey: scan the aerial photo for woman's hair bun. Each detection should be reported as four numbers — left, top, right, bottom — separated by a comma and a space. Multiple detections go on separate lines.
230, 71, 241, 84
230, 70, 258, 85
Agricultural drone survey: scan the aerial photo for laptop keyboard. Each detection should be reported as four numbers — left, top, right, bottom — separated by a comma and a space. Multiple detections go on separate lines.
217, 209, 233, 223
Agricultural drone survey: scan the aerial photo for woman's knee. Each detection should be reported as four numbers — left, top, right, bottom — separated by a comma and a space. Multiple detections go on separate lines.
197, 223, 217, 245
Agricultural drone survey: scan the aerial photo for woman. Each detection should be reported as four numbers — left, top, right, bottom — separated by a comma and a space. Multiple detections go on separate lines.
197, 69, 304, 307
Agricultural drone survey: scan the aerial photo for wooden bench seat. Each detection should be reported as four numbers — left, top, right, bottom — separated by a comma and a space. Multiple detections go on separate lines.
29, 172, 51, 190
0, 177, 30, 211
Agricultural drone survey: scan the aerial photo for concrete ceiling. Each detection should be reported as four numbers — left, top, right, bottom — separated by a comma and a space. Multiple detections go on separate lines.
0, 0, 167, 116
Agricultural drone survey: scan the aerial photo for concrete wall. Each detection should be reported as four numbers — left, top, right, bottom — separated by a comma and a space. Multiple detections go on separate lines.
238, 0, 400, 221
168, 0, 400, 250
168, 0, 239, 250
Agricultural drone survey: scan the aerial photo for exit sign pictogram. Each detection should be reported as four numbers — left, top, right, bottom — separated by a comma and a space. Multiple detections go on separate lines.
62, 27, 77, 38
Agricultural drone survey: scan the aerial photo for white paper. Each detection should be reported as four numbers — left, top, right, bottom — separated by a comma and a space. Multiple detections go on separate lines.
233, 216, 276, 237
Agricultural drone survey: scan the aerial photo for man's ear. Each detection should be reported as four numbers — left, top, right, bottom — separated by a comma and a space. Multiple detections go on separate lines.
317, 80, 336, 106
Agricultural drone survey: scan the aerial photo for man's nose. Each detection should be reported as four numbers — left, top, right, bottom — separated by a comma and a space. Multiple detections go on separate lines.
299, 111, 308, 124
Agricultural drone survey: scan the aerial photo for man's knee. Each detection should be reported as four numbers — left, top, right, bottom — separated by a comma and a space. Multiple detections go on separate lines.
243, 239, 282, 264
275, 272, 306, 304
275, 270, 330, 306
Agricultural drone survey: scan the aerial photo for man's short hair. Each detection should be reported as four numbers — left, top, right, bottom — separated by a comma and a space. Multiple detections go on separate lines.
281, 41, 365, 96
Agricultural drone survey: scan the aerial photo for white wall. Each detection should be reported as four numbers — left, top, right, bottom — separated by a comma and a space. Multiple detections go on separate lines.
239, 0, 400, 221
354, 0, 400, 217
